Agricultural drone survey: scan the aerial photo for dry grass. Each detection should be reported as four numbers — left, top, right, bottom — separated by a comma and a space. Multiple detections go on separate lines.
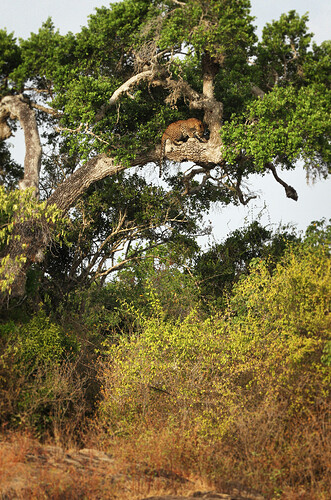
0, 431, 210, 500
90, 397, 330, 500
0, 386, 329, 499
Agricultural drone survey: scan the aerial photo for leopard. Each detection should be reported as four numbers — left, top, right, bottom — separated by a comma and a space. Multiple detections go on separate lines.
159, 118, 207, 176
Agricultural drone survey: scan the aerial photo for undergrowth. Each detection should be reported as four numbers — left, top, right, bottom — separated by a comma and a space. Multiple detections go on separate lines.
0, 229, 330, 499
97, 242, 330, 498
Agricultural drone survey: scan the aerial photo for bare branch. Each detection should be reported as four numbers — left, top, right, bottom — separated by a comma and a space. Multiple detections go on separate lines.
251, 85, 265, 98
267, 163, 298, 201
234, 177, 258, 205
30, 101, 62, 117
182, 166, 209, 195
95, 69, 155, 122
171, 0, 186, 6
181, 162, 257, 205
55, 124, 84, 134
55, 123, 111, 145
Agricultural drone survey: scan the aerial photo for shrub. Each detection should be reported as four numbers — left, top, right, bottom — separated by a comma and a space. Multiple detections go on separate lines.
97, 240, 330, 497
0, 310, 86, 438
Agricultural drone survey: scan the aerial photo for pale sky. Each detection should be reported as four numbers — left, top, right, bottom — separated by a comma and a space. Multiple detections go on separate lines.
1, 0, 330, 242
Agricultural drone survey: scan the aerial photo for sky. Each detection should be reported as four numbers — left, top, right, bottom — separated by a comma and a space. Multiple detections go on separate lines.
1, 0, 330, 244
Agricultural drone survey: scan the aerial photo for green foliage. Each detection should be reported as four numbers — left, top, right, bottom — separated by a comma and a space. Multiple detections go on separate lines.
256, 10, 313, 89
304, 217, 331, 246
0, 29, 21, 93
0, 309, 79, 370
158, 0, 256, 60
230, 244, 330, 342
195, 221, 299, 306
222, 83, 331, 173
76, 0, 153, 74
303, 40, 331, 87
217, 9, 331, 176
0, 142, 24, 189
0, 187, 66, 247
0, 186, 68, 295
0, 309, 81, 433
112, 247, 199, 319
10, 19, 76, 91
55, 240, 200, 341
98, 236, 330, 442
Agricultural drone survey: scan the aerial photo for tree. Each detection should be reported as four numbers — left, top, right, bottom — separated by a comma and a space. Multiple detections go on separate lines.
195, 221, 299, 305
0, 1, 329, 300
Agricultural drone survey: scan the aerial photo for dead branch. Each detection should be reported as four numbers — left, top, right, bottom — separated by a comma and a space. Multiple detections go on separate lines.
171, 0, 186, 6
267, 163, 298, 200
55, 123, 111, 145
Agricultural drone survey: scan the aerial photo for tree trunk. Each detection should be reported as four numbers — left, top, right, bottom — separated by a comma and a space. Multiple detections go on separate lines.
0, 95, 42, 196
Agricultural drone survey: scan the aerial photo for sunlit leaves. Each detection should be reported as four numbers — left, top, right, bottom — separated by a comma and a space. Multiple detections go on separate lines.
222, 84, 331, 173
303, 40, 331, 87
0, 186, 68, 293
98, 234, 331, 440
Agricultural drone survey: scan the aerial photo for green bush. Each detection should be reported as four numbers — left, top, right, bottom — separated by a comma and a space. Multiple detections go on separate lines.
0, 309, 83, 435
97, 239, 330, 496
0, 185, 67, 296
0, 309, 79, 368
100, 240, 330, 425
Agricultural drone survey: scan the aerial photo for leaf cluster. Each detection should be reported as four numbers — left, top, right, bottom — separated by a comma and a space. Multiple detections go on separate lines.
0, 186, 68, 294
222, 83, 331, 173
255, 10, 313, 89
0, 29, 21, 94
195, 220, 299, 305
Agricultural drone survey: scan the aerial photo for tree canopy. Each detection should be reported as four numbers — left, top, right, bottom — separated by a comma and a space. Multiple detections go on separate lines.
0, 0, 330, 300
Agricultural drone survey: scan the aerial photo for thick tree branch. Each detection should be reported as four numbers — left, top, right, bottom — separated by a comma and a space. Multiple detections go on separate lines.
0, 94, 42, 196
94, 69, 155, 122
46, 149, 159, 213
251, 85, 265, 98
162, 137, 223, 166
47, 154, 126, 211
